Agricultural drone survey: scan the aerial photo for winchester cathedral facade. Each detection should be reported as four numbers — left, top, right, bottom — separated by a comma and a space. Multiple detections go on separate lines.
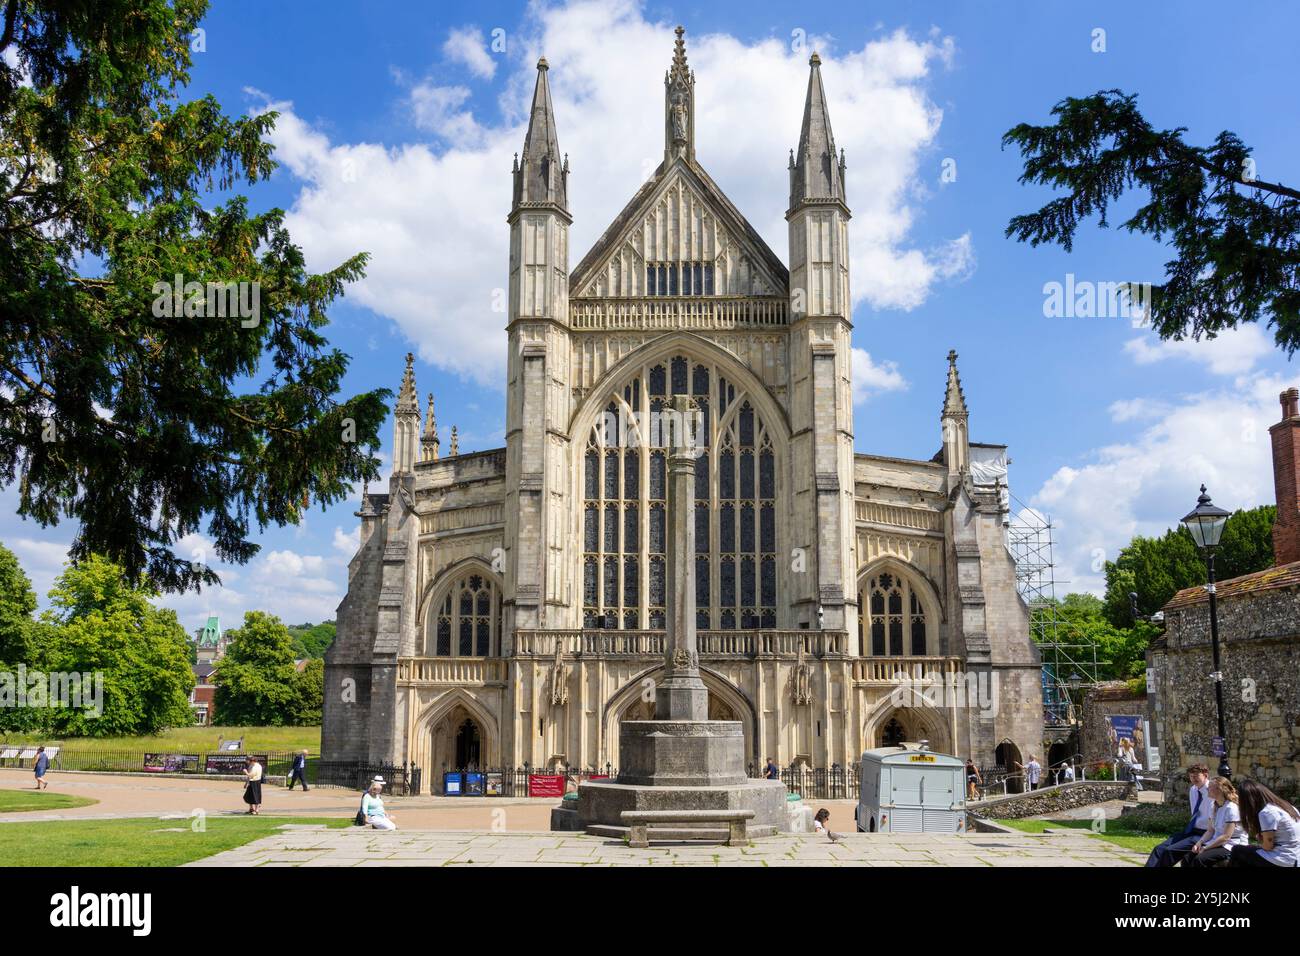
323, 29, 1042, 786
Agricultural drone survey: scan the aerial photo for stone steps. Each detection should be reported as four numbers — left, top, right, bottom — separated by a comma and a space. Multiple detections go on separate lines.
586, 823, 778, 842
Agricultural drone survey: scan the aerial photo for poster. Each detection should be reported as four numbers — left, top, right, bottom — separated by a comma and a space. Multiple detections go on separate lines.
1106, 715, 1144, 757
484, 772, 504, 796
527, 773, 565, 798
143, 753, 199, 773
204, 753, 269, 775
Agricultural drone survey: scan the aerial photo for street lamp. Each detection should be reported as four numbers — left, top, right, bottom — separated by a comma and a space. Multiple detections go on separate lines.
1180, 485, 1232, 779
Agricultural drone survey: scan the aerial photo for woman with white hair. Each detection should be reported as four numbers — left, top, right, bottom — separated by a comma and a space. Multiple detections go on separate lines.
362, 776, 397, 830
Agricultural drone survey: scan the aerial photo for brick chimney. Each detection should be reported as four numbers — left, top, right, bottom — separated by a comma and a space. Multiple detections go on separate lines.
1269, 387, 1300, 565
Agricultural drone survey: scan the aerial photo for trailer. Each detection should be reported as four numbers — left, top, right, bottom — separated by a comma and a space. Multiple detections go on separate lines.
856, 743, 968, 834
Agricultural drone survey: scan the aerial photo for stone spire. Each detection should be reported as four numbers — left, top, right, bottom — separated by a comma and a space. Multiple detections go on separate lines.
449, 425, 459, 457
664, 25, 696, 163
941, 349, 968, 420
421, 392, 439, 462
789, 52, 847, 211
940, 350, 970, 476
393, 353, 420, 475
512, 57, 568, 213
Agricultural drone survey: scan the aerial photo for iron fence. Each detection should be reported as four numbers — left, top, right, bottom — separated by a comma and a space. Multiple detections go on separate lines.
0, 746, 311, 778
315, 761, 422, 796
748, 765, 860, 800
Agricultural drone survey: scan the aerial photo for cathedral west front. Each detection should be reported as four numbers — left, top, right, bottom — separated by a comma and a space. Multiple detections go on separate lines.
322, 28, 1043, 788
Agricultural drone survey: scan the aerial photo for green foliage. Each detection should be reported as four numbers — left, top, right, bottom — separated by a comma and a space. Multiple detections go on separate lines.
286, 620, 336, 659
0, 0, 389, 593
1004, 90, 1300, 353
213, 611, 317, 726
1033, 593, 1153, 681
0, 552, 195, 737
1102, 505, 1275, 626
0, 540, 37, 663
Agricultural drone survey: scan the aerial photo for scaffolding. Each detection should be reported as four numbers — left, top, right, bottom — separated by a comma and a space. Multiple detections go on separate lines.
1005, 492, 1102, 729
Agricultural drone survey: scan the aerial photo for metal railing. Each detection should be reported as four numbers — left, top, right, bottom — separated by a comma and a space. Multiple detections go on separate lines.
750, 765, 860, 800
315, 761, 422, 796
0, 746, 311, 778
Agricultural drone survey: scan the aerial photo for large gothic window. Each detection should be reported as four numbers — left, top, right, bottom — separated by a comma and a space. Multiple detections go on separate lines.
583, 355, 778, 630
858, 571, 929, 656
427, 572, 501, 657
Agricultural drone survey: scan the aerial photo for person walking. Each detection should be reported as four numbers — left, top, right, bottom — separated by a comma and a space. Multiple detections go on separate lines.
1188, 777, 1247, 867
288, 750, 310, 791
1022, 755, 1042, 791
1231, 779, 1300, 868
242, 756, 263, 815
763, 757, 780, 781
362, 777, 397, 830
1146, 764, 1212, 867
965, 759, 982, 801
32, 746, 49, 790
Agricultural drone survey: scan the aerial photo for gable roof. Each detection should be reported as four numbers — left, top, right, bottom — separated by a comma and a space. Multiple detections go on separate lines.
569, 157, 789, 295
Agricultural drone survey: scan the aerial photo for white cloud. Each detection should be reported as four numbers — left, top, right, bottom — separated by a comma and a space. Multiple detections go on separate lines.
408, 83, 484, 142
263, 2, 966, 386
1028, 372, 1285, 596
333, 525, 360, 556
851, 348, 907, 404
443, 26, 498, 80
1123, 323, 1273, 376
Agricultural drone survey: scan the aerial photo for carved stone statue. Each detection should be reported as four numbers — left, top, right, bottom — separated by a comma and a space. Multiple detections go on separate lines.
550, 644, 569, 707
670, 90, 688, 142
793, 646, 813, 705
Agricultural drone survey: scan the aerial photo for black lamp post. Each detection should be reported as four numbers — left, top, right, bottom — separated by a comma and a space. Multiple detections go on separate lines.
1181, 485, 1232, 779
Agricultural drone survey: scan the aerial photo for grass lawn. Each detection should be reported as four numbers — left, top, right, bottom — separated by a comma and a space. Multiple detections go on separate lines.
0, 790, 97, 813
0, 726, 322, 754
0, 815, 349, 867
995, 805, 1184, 855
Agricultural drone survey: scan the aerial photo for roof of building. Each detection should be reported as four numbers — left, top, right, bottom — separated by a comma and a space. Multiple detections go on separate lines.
193, 661, 216, 680
1163, 559, 1300, 611
196, 615, 221, 647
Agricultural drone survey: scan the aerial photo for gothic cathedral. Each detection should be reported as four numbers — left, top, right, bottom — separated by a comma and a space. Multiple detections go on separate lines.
323, 28, 1042, 786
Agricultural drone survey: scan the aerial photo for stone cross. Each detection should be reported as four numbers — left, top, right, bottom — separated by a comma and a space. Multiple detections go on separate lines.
656, 394, 708, 720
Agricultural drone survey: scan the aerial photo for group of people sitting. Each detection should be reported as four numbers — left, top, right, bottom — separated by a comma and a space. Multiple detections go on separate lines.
1147, 764, 1299, 868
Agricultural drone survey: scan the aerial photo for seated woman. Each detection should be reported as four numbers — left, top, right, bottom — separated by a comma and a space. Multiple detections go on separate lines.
362, 777, 397, 831
1188, 777, 1247, 866
1231, 779, 1299, 867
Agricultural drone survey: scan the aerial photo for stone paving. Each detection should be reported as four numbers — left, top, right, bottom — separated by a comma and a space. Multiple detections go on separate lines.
186, 826, 1147, 867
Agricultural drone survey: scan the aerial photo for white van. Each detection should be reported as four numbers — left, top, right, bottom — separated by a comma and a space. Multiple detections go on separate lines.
856, 743, 968, 834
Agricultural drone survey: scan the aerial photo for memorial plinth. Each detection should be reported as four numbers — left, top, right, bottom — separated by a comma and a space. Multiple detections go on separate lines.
564, 397, 788, 838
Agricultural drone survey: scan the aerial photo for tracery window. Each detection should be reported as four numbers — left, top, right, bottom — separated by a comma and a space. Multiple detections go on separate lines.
427, 572, 501, 657
583, 355, 778, 630
858, 571, 929, 656
645, 262, 714, 296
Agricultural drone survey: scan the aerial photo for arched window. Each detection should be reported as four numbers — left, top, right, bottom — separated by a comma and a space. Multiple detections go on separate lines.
858, 571, 929, 656
582, 354, 778, 630
427, 572, 501, 657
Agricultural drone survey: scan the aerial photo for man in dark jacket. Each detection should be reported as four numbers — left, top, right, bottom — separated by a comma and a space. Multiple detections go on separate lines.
288, 750, 310, 791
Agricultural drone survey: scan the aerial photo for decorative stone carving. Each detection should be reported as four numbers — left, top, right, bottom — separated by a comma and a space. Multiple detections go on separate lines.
550, 645, 569, 707
792, 646, 813, 705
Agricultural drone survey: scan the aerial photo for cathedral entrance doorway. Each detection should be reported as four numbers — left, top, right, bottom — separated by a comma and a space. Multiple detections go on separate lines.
455, 718, 482, 769
995, 740, 1024, 793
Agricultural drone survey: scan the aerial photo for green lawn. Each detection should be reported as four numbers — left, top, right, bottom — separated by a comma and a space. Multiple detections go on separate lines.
0, 790, 97, 813
1, 726, 321, 754
995, 805, 1185, 854
0, 815, 349, 867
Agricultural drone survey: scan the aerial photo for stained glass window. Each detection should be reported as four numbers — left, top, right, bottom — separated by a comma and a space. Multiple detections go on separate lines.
859, 572, 930, 657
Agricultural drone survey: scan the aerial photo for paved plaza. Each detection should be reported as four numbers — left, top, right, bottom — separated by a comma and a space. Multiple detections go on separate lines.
186, 826, 1146, 867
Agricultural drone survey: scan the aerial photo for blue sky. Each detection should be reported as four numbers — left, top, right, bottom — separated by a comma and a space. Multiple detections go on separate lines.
5, 0, 1299, 630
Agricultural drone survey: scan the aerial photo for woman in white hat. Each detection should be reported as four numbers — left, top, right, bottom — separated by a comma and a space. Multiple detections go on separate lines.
362, 776, 397, 830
